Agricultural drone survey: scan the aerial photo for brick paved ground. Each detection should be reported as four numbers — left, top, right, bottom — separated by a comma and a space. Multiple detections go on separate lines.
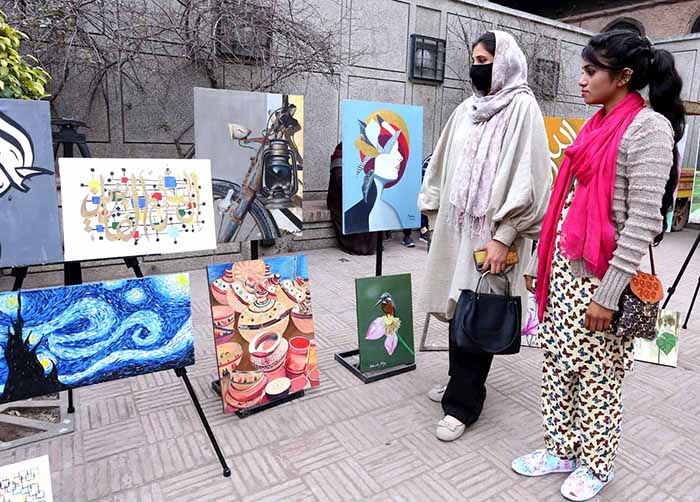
0, 230, 698, 501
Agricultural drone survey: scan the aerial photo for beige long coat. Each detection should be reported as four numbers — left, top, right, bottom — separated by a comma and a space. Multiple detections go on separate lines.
418, 93, 551, 320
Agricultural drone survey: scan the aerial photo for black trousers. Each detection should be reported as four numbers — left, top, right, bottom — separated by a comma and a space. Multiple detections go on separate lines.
441, 320, 494, 426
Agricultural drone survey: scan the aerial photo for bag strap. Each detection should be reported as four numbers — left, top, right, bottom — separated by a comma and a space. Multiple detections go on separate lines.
649, 244, 656, 276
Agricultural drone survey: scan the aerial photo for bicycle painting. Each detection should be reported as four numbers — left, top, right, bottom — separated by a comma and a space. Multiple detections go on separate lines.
194, 88, 304, 243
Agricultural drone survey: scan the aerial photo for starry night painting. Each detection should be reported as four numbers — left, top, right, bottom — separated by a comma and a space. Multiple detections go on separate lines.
0, 273, 195, 404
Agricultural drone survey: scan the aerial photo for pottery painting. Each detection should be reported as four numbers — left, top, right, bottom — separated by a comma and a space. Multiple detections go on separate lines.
0, 274, 195, 405
59, 158, 216, 261
342, 100, 423, 235
355, 274, 415, 373
0, 99, 63, 267
194, 88, 304, 243
207, 255, 318, 414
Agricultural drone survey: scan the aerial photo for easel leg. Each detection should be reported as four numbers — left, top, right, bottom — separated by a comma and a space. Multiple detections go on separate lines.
663, 231, 700, 309
64, 261, 83, 414
376, 232, 383, 277
175, 367, 231, 477
10, 267, 28, 292
683, 276, 700, 329
121, 258, 230, 476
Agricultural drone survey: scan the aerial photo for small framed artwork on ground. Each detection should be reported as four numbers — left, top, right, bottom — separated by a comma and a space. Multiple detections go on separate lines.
0, 274, 195, 404
634, 310, 680, 367
355, 274, 415, 373
59, 158, 217, 261
342, 100, 423, 235
207, 255, 318, 414
0, 455, 53, 501
0, 99, 63, 267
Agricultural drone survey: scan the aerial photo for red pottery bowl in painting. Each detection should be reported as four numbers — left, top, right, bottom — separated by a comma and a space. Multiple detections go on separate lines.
286, 336, 310, 375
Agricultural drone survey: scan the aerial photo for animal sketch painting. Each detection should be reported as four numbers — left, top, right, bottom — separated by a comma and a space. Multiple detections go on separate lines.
59, 158, 216, 261
0, 273, 195, 405
355, 273, 415, 373
207, 255, 318, 414
0, 99, 62, 268
194, 88, 304, 243
342, 100, 423, 235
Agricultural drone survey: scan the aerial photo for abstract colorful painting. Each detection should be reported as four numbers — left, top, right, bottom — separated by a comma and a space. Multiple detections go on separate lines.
355, 274, 415, 373
0, 273, 194, 404
0, 455, 53, 502
194, 88, 304, 243
207, 256, 318, 414
342, 100, 423, 235
59, 158, 216, 261
0, 99, 62, 268
635, 309, 680, 367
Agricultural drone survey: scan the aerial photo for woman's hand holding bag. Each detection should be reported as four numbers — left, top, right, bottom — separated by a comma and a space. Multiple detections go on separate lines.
450, 271, 522, 355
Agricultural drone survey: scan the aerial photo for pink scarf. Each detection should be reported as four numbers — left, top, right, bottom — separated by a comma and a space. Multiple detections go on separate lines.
535, 92, 645, 321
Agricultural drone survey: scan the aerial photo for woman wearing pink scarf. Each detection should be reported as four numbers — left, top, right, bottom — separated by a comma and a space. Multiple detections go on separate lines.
512, 31, 684, 501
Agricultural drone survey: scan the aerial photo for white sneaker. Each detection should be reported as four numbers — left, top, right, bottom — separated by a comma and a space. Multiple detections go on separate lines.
436, 415, 465, 441
427, 383, 447, 403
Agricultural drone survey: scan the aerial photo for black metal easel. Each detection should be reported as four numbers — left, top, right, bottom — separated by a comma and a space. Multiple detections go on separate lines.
209, 239, 305, 418
8, 119, 231, 477
334, 231, 417, 384
662, 230, 700, 329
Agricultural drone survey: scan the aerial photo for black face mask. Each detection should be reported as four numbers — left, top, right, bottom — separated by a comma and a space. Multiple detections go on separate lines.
470, 63, 493, 94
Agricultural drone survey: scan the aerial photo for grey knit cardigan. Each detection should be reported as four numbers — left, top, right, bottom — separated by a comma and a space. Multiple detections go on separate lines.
525, 107, 675, 311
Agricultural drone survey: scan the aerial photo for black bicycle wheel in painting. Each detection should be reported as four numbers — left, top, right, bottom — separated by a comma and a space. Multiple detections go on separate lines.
211, 179, 280, 242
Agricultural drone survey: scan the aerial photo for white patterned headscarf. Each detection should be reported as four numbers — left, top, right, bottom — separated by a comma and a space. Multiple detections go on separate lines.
449, 30, 534, 236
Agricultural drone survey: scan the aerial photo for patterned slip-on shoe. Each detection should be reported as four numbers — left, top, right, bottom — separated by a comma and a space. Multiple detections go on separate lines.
512, 449, 577, 477
435, 415, 465, 441
560, 465, 615, 501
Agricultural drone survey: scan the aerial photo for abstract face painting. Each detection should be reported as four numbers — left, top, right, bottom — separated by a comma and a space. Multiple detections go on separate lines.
0, 99, 62, 267
194, 88, 304, 244
207, 255, 318, 414
355, 273, 415, 373
59, 158, 217, 261
342, 100, 423, 235
0, 274, 195, 405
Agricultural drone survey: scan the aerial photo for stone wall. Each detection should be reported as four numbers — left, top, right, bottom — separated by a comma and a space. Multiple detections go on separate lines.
560, 0, 700, 38
0, 0, 607, 289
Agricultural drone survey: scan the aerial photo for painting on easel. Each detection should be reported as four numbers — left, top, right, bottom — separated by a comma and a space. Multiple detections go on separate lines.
0, 99, 62, 268
0, 274, 195, 404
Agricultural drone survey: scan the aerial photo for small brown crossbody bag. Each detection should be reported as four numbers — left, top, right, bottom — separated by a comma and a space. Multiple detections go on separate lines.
610, 245, 663, 339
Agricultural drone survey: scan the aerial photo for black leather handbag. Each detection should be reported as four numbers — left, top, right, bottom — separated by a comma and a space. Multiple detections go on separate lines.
450, 272, 522, 355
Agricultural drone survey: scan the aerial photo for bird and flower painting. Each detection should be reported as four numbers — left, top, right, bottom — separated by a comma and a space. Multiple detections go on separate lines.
355, 274, 415, 373
0, 273, 195, 404
0, 99, 63, 268
342, 100, 422, 235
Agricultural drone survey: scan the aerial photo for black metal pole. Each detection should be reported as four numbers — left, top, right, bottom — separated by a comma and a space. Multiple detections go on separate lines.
250, 240, 259, 260
662, 230, 700, 309
175, 367, 231, 477
10, 267, 28, 292
683, 276, 700, 329
375, 232, 383, 277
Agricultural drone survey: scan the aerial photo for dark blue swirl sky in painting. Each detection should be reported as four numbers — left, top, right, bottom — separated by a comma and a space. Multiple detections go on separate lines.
0, 273, 194, 398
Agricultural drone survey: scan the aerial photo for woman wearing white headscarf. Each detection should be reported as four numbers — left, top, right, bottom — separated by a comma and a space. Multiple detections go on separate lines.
419, 31, 551, 441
